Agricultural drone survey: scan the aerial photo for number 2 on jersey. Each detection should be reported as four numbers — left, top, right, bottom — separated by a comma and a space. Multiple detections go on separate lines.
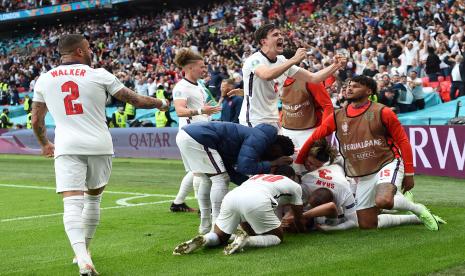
61, 81, 83, 115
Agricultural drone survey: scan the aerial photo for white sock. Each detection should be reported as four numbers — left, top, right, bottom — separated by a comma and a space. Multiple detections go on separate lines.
393, 193, 423, 215
197, 175, 212, 234
246, 235, 281, 248
209, 173, 229, 227
378, 214, 421, 228
83, 193, 102, 250
193, 174, 201, 199
63, 195, 92, 268
203, 232, 220, 247
174, 172, 194, 204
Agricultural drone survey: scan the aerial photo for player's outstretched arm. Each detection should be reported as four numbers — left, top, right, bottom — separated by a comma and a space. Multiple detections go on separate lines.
31, 102, 54, 157
317, 210, 358, 231
254, 48, 306, 81
113, 87, 169, 111
302, 202, 338, 220
293, 54, 347, 83
173, 99, 221, 117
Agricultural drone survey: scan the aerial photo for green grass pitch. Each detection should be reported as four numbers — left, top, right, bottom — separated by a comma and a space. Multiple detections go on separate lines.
1, 154, 465, 275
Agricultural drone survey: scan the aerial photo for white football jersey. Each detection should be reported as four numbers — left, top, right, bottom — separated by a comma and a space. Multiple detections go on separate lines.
239, 174, 303, 207
33, 64, 124, 157
301, 164, 355, 216
172, 78, 209, 128
239, 51, 300, 126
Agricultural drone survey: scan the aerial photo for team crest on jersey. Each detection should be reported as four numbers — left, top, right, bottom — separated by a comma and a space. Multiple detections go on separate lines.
251, 59, 260, 68
341, 121, 349, 135
363, 111, 375, 121
174, 91, 182, 98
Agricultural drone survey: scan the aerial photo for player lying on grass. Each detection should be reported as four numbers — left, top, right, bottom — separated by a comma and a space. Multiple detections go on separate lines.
173, 165, 305, 255
176, 121, 294, 234
284, 139, 445, 232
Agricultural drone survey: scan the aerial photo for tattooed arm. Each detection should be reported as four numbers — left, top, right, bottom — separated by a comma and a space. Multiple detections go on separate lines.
113, 87, 169, 111
31, 102, 54, 157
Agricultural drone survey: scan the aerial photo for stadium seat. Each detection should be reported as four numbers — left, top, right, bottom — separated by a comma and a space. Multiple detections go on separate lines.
438, 76, 444, 82
439, 81, 451, 102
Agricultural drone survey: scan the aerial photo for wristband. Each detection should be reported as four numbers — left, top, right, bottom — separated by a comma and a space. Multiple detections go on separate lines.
404, 173, 415, 176
197, 108, 202, 115
160, 99, 168, 108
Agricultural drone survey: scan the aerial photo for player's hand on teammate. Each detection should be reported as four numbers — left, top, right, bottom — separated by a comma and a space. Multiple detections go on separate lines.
227, 88, 244, 97
401, 175, 415, 193
270, 156, 293, 169
290, 48, 307, 65
201, 103, 222, 115
41, 142, 55, 158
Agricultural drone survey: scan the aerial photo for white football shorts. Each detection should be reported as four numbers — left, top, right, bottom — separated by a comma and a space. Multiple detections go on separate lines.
55, 155, 112, 193
176, 129, 225, 174
216, 190, 281, 235
354, 158, 404, 210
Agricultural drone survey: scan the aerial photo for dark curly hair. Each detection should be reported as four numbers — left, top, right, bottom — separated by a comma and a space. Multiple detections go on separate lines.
254, 23, 278, 46
275, 135, 295, 156
350, 75, 378, 95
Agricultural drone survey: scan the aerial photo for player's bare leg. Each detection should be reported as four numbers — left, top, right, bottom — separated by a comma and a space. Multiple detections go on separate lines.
357, 207, 379, 229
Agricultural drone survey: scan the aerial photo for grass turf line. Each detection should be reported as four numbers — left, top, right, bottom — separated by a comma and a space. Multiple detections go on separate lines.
1, 154, 464, 275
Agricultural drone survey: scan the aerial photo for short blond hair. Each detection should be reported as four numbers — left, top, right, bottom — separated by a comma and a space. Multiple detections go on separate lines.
174, 48, 203, 68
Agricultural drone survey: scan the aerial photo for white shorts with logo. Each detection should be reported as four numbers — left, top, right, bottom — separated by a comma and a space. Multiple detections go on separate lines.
216, 191, 281, 235
282, 127, 316, 150
354, 158, 404, 211
176, 129, 225, 174
55, 155, 112, 193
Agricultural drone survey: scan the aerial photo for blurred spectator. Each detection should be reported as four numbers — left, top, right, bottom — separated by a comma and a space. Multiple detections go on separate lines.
444, 54, 465, 100
220, 79, 242, 123
0, 108, 13, 128
379, 87, 399, 113
393, 74, 416, 113
408, 70, 426, 110
425, 47, 441, 82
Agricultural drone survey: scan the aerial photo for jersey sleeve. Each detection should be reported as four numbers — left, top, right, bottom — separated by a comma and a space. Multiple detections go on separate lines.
97, 69, 125, 95
286, 64, 300, 77
32, 77, 45, 103
172, 83, 188, 100
291, 184, 303, 206
249, 56, 263, 74
295, 113, 337, 164
381, 107, 414, 174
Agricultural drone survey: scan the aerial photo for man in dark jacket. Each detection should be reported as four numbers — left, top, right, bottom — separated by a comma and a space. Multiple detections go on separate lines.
177, 121, 294, 234
444, 54, 465, 100
220, 79, 243, 123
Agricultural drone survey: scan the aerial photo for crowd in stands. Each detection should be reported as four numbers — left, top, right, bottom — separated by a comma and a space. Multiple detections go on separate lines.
0, 0, 73, 13
0, 0, 464, 128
